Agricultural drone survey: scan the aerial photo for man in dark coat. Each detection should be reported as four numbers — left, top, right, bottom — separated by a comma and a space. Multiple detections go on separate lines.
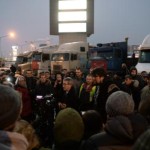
91, 67, 113, 123
34, 73, 54, 147
58, 77, 79, 111
35, 73, 53, 96
121, 75, 141, 111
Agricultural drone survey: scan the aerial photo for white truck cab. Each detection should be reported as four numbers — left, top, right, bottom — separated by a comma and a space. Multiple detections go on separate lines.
51, 41, 89, 73
136, 34, 150, 73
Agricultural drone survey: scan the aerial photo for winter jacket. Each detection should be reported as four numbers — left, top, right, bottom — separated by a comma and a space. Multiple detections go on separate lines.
15, 86, 32, 117
79, 83, 96, 111
35, 79, 54, 96
93, 77, 113, 123
61, 87, 79, 110
82, 113, 148, 150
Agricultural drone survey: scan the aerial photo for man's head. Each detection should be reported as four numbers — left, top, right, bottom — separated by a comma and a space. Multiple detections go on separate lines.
25, 70, 33, 78
130, 66, 138, 77
0, 85, 22, 130
45, 71, 50, 79
75, 67, 83, 78
55, 72, 63, 82
91, 67, 106, 84
86, 74, 94, 85
124, 75, 133, 85
63, 77, 73, 92
40, 73, 47, 83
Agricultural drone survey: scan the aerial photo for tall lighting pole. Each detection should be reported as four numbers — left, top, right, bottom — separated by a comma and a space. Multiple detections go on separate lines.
0, 32, 15, 59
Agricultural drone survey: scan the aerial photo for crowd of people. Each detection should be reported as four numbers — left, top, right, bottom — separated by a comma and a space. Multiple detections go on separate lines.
0, 64, 150, 150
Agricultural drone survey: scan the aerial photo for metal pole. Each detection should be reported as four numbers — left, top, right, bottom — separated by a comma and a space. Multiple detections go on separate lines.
0, 35, 9, 59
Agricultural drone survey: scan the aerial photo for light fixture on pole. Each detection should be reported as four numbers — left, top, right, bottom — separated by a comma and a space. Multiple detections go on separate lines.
0, 32, 15, 59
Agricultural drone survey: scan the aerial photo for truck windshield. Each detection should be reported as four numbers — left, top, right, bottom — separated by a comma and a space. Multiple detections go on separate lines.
16, 56, 28, 64
32, 54, 41, 61
52, 53, 69, 61
139, 50, 150, 63
90, 51, 113, 60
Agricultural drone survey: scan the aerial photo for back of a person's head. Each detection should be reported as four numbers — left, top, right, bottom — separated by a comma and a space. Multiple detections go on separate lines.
0, 85, 22, 130
54, 108, 84, 149
13, 119, 40, 150
82, 110, 103, 139
91, 67, 106, 77
108, 84, 120, 96
138, 86, 150, 122
133, 129, 150, 150
106, 91, 135, 117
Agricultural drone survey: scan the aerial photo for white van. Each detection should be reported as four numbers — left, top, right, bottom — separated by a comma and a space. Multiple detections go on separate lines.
136, 34, 150, 73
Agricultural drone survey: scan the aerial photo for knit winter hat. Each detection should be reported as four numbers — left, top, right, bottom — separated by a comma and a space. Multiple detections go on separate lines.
133, 129, 150, 150
106, 91, 135, 117
54, 108, 84, 145
0, 85, 22, 129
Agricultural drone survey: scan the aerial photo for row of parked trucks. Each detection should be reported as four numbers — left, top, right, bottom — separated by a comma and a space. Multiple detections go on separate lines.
15, 35, 150, 75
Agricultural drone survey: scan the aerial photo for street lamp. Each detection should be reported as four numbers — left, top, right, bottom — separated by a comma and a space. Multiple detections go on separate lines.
0, 32, 15, 59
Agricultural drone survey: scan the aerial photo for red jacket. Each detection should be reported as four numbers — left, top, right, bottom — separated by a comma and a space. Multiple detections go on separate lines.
15, 86, 32, 117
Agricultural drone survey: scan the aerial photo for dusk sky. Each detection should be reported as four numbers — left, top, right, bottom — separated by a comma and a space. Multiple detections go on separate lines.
0, 0, 150, 57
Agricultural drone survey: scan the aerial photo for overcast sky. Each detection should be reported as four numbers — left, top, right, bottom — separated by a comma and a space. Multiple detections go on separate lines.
0, 0, 150, 57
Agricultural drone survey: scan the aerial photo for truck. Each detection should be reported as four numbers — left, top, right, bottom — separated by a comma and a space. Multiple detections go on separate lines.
51, 41, 89, 73
88, 41, 138, 74
16, 45, 58, 75
136, 34, 150, 73
50, 40, 138, 74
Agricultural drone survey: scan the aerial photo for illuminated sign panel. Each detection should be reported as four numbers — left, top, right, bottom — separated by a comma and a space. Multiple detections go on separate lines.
58, 11, 87, 22
59, 23, 86, 33
58, 0, 87, 33
58, 0, 87, 10
50, 0, 94, 35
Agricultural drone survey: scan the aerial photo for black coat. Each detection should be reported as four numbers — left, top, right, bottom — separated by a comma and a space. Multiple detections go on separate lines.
61, 87, 79, 110
121, 82, 141, 110
35, 80, 54, 96
82, 113, 148, 150
93, 77, 113, 123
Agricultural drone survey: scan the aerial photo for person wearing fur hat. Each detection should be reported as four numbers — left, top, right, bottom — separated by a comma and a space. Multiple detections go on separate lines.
0, 85, 29, 150
53, 108, 84, 150
83, 91, 148, 150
